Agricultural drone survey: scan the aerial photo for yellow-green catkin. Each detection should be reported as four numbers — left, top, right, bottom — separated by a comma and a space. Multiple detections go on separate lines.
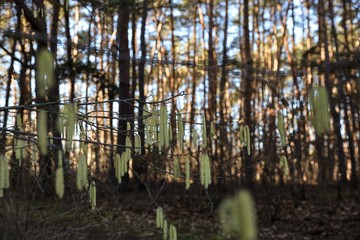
76, 153, 88, 190
38, 110, 48, 155
55, 151, 64, 198
219, 190, 257, 240
163, 219, 168, 240
115, 153, 121, 183
56, 107, 64, 135
204, 153, 211, 188
277, 112, 286, 146
15, 138, 25, 164
192, 130, 198, 148
16, 115, 26, 161
168, 124, 173, 145
210, 121, 215, 139
169, 224, 177, 240
125, 136, 132, 164
201, 115, 207, 148
89, 181, 96, 209
200, 153, 205, 186
185, 156, 190, 190
244, 125, 251, 155
32, 144, 37, 169
65, 104, 76, 150
159, 104, 169, 150
0, 155, 10, 197
151, 106, 159, 145
239, 125, 244, 144
309, 85, 331, 136
134, 133, 141, 154
156, 207, 164, 229
36, 49, 54, 97
236, 190, 257, 240
173, 157, 180, 181
177, 113, 184, 152
280, 155, 289, 176
200, 153, 211, 189
143, 104, 151, 146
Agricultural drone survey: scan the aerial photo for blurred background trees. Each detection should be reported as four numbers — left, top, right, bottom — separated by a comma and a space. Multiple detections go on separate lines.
0, 0, 359, 200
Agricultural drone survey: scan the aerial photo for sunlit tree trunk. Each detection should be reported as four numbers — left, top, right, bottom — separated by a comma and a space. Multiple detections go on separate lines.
328, 0, 358, 188
318, 0, 347, 190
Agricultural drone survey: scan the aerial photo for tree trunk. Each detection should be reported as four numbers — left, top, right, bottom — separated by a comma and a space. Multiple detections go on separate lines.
117, 1, 131, 189
242, 0, 254, 187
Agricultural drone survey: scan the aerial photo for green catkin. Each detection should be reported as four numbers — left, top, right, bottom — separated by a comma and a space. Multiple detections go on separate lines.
32, 144, 37, 169
247, 141, 251, 156
0, 156, 5, 190
219, 190, 257, 240
239, 125, 244, 144
55, 151, 64, 198
173, 157, 180, 181
76, 156, 83, 191
309, 86, 331, 136
76, 154, 88, 190
125, 135, 132, 156
204, 153, 211, 188
156, 207, 164, 229
38, 110, 48, 155
16, 114, 22, 130
210, 121, 215, 139
244, 125, 251, 155
134, 133, 141, 154
163, 219, 168, 240
81, 155, 88, 188
168, 125, 172, 146
15, 139, 25, 164
185, 156, 190, 190
243, 126, 248, 147
200, 153, 211, 189
192, 130, 198, 148
143, 104, 150, 146
200, 153, 205, 186
318, 86, 331, 134
160, 104, 168, 150
56, 113, 64, 135
236, 190, 257, 240
277, 112, 286, 146
169, 224, 177, 240
122, 152, 128, 174
115, 153, 121, 183
177, 113, 184, 152
151, 106, 158, 144
0, 156, 10, 196
89, 181, 96, 209
36, 49, 54, 97
3, 158, 9, 189
280, 155, 289, 176
16, 115, 23, 161
65, 104, 76, 150
201, 115, 207, 147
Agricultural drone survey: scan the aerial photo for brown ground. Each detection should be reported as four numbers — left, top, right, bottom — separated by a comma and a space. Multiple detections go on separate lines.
0, 184, 359, 239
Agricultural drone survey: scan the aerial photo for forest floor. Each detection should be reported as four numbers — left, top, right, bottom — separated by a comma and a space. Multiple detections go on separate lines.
0, 184, 359, 240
